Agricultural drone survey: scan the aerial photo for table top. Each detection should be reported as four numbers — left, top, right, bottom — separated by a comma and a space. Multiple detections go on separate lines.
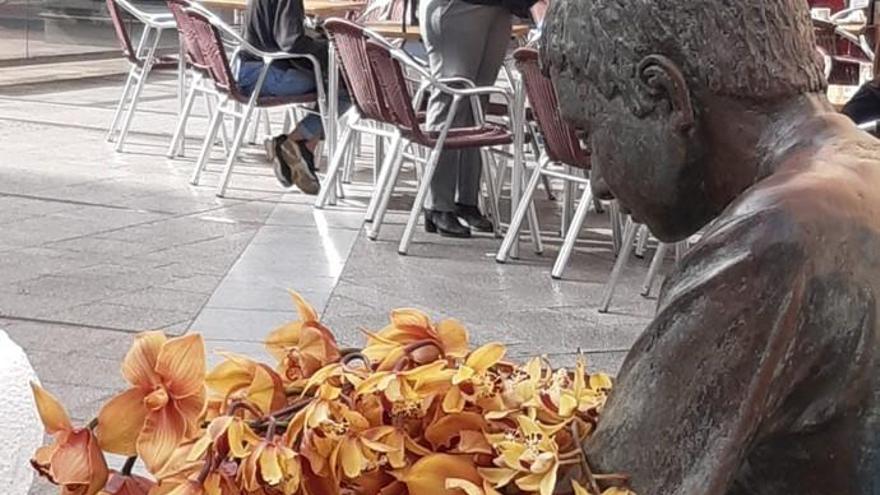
199, 0, 365, 16
363, 21, 531, 40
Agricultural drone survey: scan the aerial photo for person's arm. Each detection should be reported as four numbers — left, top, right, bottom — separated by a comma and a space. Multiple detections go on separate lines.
586, 210, 809, 494
273, 0, 329, 71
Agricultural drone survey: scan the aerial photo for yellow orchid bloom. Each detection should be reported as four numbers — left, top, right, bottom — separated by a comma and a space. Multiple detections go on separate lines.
30, 383, 109, 495
443, 343, 507, 414
95, 332, 206, 474
205, 352, 286, 417
264, 292, 341, 383
356, 361, 455, 420
238, 438, 302, 493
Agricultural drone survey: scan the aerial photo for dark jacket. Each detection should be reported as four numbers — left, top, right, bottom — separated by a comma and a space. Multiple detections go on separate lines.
242, 0, 328, 74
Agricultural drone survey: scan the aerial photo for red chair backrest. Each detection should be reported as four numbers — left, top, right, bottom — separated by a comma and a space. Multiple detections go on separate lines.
324, 19, 388, 122
364, 40, 425, 140
514, 48, 589, 169
185, 8, 245, 101
166, 0, 208, 71
106, 0, 138, 64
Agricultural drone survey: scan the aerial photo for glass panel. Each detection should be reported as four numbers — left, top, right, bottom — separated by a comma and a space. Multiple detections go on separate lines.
0, 0, 171, 63
0, 0, 30, 61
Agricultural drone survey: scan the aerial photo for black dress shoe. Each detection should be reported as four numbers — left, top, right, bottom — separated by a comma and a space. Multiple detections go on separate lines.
424, 209, 471, 238
455, 203, 494, 233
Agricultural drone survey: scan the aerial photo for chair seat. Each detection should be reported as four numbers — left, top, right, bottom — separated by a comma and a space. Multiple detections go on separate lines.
230, 92, 320, 107
407, 123, 514, 149
137, 54, 180, 70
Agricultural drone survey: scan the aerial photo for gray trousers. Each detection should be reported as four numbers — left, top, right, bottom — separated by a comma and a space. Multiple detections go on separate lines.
420, 0, 512, 212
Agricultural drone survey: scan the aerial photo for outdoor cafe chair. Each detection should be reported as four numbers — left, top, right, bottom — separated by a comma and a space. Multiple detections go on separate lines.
105, 0, 178, 153
363, 39, 513, 254
164, 0, 231, 158
315, 19, 400, 217
496, 48, 592, 279
183, 4, 328, 198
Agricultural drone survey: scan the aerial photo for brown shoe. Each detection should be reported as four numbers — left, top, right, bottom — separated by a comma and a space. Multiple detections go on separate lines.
276, 139, 321, 195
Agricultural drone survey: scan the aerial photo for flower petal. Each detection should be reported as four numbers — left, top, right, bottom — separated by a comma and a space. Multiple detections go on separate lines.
436, 319, 469, 358
445, 478, 483, 495
96, 388, 148, 455
260, 444, 284, 486
156, 334, 205, 399
31, 383, 72, 434
122, 332, 166, 389
290, 290, 319, 322
425, 412, 485, 450
340, 437, 366, 479
137, 405, 188, 474
49, 430, 92, 484
403, 454, 481, 495
442, 386, 465, 413
464, 343, 506, 373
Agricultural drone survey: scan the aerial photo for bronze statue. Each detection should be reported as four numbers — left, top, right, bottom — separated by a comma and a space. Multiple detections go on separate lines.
542, 0, 880, 493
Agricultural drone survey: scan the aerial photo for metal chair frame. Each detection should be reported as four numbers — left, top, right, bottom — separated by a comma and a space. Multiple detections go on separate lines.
106, 0, 177, 152
183, 4, 328, 198
362, 39, 518, 254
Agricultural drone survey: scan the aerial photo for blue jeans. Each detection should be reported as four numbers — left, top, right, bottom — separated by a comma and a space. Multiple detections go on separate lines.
237, 61, 351, 141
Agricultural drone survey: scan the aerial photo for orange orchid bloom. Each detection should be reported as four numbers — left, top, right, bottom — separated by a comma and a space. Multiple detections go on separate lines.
362, 309, 470, 371
396, 454, 484, 495
100, 472, 154, 495
206, 352, 286, 417
265, 292, 341, 383
96, 332, 206, 474
31, 383, 109, 495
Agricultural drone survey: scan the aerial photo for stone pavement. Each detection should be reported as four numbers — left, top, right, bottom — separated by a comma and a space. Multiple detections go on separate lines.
0, 74, 665, 494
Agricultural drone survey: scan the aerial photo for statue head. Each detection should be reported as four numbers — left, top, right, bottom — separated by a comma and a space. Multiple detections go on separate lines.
541, 0, 827, 240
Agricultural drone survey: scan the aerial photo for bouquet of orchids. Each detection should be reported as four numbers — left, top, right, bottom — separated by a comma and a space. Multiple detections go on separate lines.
29, 292, 635, 495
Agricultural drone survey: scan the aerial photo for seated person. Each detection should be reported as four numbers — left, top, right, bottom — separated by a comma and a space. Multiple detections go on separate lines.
240, 0, 351, 195
543, 0, 879, 493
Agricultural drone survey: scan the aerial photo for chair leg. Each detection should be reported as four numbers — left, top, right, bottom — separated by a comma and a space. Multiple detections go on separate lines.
635, 223, 650, 258
609, 200, 623, 254
367, 140, 405, 241
481, 148, 503, 237
641, 241, 670, 297
190, 105, 224, 186
107, 67, 137, 143
551, 185, 593, 280
315, 124, 355, 209
216, 104, 257, 197
398, 144, 442, 255
526, 193, 544, 255
599, 217, 638, 313
365, 133, 402, 222
115, 68, 149, 152
167, 82, 199, 158
248, 109, 262, 145
496, 158, 544, 263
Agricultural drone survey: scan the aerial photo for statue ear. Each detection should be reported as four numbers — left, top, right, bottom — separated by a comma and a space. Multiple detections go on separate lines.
636, 55, 695, 133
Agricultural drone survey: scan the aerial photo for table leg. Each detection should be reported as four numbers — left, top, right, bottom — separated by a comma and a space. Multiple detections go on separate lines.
326, 39, 340, 205
510, 69, 525, 259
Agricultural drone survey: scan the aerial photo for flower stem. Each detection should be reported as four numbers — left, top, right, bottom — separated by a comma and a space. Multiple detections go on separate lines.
121, 456, 137, 476
87, 417, 98, 430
